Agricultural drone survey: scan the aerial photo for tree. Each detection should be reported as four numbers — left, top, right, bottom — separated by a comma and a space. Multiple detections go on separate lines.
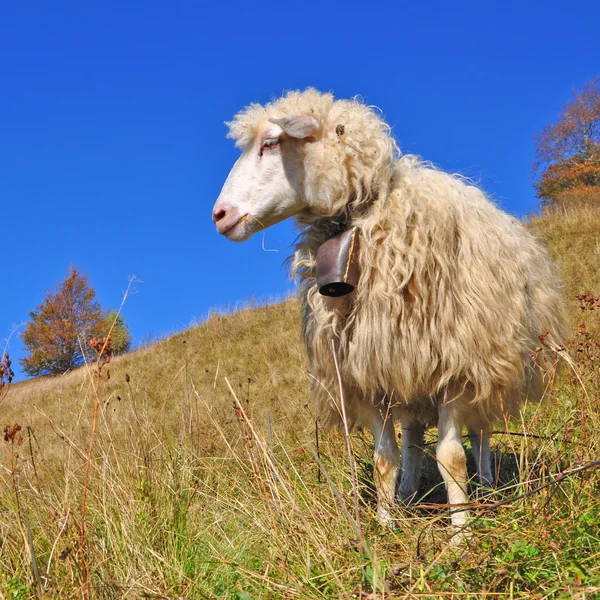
534, 79, 600, 211
91, 310, 132, 355
21, 267, 102, 376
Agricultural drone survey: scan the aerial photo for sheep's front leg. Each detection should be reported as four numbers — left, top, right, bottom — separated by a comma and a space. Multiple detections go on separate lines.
437, 403, 469, 533
399, 422, 425, 504
366, 406, 400, 527
468, 427, 494, 488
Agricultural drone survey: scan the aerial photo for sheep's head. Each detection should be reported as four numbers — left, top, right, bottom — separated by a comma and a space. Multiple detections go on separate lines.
212, 114, 319, 241
213, 89, 397, 241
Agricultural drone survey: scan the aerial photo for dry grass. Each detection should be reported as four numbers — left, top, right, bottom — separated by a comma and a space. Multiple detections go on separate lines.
528, 206, 600, 327
1, 212, 600, 599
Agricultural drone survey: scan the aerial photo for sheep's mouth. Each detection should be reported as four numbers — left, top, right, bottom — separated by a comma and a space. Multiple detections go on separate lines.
221, 214, 249, 239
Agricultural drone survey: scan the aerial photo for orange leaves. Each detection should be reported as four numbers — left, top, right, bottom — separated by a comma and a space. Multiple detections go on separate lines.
534, 80, 600, 168
534, 79, 600, 211
20, 268, 132, 378
20, 267, 102, 377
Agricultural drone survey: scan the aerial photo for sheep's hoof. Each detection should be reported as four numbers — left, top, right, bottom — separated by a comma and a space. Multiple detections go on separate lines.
448, 529, 473, 547
399, 489, 419, 506
448, 520, 473, 548
479, 475, 496, 489
475, 477, 497, 499
376, 506, 396, 529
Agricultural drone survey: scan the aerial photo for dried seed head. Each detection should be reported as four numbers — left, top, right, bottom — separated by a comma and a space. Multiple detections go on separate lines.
3, 424, 22, 444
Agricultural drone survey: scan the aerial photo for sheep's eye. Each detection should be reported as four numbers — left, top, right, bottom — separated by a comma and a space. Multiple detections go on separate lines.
260, 138, 280, 156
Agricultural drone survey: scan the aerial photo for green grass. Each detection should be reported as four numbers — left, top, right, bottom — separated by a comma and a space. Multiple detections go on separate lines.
1, 211, 600, 599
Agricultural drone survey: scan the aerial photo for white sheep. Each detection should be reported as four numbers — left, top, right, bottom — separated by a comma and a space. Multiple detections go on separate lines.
212, 89, 566, 533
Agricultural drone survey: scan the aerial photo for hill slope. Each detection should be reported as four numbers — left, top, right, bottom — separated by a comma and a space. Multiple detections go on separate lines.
6, 206, 599, 421
1, 209, 600, 599
528, 206, 600, 323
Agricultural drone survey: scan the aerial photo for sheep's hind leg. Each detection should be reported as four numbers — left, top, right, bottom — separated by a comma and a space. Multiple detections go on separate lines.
437, 402, 470, 537
398, 422, 425, 504
365, 405, 400, 527
468, 427, 494, 488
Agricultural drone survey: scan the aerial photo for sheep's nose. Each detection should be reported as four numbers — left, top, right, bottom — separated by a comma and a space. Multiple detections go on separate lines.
213, 206, 227, 224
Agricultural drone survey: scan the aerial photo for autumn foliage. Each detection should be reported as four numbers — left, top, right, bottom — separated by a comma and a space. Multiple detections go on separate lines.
534, 79, 600, 211
91, 310, 132, 355
20, 267, 102, 376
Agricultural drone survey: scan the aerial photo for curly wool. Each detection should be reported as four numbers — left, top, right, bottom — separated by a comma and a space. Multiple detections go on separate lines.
227, 89, 566, 429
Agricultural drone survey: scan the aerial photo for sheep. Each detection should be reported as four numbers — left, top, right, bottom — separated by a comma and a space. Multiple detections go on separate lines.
212, 88, 566, 534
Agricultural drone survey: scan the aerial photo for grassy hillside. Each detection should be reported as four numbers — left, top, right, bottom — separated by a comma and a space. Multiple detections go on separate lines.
1, 210, 600, 599
528, 206, 600, 328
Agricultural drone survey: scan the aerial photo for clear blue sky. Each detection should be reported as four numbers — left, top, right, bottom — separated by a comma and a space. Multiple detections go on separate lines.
2, 1, 599, 381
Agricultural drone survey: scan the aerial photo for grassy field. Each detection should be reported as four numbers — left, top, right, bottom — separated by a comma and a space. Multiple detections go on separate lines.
1, 208, 599, 599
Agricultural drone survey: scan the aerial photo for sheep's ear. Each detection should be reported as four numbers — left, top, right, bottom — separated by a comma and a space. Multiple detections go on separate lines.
269, 115, 320, 139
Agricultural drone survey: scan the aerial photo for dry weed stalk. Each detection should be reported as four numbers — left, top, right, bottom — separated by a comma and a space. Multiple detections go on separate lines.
3, 424, 25, 524
79, 277, 136, 599
331, 339, 390, 596
231, 379, 288, 571
89, 335, 112, 379
3, 424, 44, 597
225, 377, 352, 599
567, 293, 600, 455
0, 352, 14, 406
